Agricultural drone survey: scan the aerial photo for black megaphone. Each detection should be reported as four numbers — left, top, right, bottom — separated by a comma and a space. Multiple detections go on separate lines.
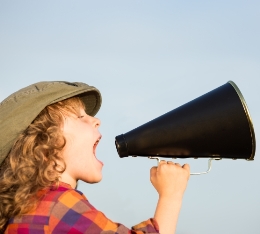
115, 81, 256, 163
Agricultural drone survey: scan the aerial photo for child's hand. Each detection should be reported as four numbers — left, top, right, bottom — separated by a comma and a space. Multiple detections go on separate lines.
150, 160, 190, 199
151, 161, 190, 234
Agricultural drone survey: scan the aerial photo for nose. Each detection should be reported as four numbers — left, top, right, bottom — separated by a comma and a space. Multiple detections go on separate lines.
92, 116, 101, 128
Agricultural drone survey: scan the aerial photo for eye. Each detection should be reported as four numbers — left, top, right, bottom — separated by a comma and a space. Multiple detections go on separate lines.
78, 115, 84, 118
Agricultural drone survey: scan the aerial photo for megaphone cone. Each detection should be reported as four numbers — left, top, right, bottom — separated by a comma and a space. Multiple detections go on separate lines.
115, 81, 255, 160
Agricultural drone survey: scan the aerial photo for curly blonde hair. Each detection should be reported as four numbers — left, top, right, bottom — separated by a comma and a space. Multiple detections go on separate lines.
0, 96, 85, 232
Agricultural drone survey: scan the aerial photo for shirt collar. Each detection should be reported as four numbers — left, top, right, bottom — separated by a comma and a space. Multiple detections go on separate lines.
58, 181, 73, 189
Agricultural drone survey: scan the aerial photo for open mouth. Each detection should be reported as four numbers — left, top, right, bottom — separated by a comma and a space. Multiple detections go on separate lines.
93, 136, 103, 166
93, 136, 102, 156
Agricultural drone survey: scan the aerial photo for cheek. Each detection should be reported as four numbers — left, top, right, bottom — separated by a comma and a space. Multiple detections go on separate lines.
63, 121, 94, 153
77, 125, 95, 144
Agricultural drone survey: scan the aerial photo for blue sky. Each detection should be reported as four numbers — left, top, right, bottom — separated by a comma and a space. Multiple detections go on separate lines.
0, 1, 259, 233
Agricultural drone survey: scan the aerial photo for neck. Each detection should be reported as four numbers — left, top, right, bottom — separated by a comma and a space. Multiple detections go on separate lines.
59, 173, 77, 189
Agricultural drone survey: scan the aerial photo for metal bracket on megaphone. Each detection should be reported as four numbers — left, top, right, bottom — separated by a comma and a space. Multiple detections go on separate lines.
148, 157, 222, 175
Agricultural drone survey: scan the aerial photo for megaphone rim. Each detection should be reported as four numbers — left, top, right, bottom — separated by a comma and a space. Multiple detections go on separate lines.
228, 80, 256, 160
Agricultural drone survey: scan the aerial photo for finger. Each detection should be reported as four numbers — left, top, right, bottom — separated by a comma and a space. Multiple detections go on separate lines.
174, 163, 181, 167
182, 163, 190, 171
159, 160, 167, 165
166, 161, 174, 164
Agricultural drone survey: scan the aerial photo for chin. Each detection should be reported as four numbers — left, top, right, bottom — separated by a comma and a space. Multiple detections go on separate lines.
83, 175, 103, 184
88, 180, 101, 184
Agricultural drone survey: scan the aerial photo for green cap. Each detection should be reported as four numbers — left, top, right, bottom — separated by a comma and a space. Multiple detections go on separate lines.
0, 81, 102, 166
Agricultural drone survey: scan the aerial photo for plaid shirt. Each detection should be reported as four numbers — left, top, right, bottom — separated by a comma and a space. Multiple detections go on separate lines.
5, 182, 159, 233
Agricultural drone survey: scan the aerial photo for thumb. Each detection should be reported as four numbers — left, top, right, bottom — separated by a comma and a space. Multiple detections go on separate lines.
150, 166, 157, 178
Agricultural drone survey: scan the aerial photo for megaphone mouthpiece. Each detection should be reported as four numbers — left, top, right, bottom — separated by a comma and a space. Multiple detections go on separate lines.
115, 134, 129, 158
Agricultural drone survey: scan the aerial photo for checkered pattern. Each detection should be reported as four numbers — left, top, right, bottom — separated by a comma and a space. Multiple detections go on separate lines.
5, 182, 159, 233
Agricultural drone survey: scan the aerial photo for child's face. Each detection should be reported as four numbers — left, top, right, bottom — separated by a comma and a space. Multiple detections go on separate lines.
60, 107, 103, 186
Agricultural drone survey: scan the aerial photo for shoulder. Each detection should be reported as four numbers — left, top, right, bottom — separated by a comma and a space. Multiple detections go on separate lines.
51, 187, 96, 213
48, 188, 105, 233
5, 186, 90, 232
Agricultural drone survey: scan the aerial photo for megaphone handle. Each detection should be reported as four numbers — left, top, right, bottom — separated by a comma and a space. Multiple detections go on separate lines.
148, 157, 221, 175
148, 156, 161, 164
190, 158, 221, 175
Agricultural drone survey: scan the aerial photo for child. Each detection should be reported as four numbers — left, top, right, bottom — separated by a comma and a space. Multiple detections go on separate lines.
0, 81, 190, 234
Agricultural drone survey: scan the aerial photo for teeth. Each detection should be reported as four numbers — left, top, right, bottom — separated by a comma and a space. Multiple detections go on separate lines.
94, 136, 101, 147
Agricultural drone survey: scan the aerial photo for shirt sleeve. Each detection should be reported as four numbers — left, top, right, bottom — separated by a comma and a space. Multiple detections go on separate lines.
49, 189, 160, 234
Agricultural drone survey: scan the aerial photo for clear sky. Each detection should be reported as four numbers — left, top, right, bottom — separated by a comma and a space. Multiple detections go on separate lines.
0, 1, 259, 233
